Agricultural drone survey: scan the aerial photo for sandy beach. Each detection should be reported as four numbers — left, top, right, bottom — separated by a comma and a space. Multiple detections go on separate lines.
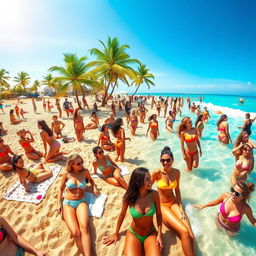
0, 96, 183, 256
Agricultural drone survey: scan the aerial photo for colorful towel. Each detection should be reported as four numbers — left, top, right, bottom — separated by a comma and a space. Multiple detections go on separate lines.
91, 165, 129, 178
85, 193, 108, 218
3, 166, 62, 204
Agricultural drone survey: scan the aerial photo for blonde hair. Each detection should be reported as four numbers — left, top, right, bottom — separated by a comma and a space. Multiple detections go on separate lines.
66, 153, 83, 173
178, 117, 190, 137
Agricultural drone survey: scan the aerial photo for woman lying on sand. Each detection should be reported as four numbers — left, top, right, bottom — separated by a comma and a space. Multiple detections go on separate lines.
0, 138, 15, 171
17, 129, 43, 160
57, 153, 99, 256
12, 155, 53, 193
98, 125, 115, 151
104, 167, 163, 255
0, 216, 48, 256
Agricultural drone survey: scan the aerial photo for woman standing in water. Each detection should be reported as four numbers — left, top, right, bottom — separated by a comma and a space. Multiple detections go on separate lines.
152, 147, 195, 256
193, 182, 256, 236
103, 167, 163, 255
129, 110, 138, 136
195, 114, 204, 138
217, 114, 232, 144
165, 110, 176, 133
238, 113, 256, 136
146, 114, 159, 141
179, 117, 202, 171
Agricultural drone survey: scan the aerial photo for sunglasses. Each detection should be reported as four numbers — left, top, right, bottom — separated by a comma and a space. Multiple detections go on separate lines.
97, 151, 104, 154
231, 187, 243, 197
75, 161, 83, 166
243, 149, 251, 152
160, 158, 171, 163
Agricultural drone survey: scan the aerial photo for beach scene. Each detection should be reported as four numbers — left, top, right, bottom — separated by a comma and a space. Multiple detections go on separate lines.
0, 1, 255, 256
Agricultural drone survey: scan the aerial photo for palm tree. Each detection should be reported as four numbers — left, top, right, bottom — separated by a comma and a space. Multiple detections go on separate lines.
13, 71, 30, 92
31, 80, 40, 93
89, 36, 139, 106
49, 54, 100, 109
0, 69, 11, 91
42, 74, 56, 93
132, 64, 155, 96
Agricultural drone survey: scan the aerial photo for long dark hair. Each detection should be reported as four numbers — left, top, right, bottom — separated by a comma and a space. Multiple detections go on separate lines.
92, 146, 102, 158
101, 124, 107, 132
124, 167, 149, 206
148, 114, 156, 121
12, 155, 22, 172
217, 114, 227, 128
160, 146, 174, 160
38, 120, 53, 137
111, 118, 123, 137
195, 114, 203, 127
10, 109, 14, 115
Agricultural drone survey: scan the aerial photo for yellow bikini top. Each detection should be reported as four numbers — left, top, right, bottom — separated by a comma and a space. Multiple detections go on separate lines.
157, 179, 177, 190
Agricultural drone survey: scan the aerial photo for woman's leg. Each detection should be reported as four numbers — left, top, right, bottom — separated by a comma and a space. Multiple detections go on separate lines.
63, 205, 84, 254
161, 205, 194, 256
76, 202, 92, 256
150, 131, 157, 141
113, 168, 128, 189
124, 229, 143, 256
144, 231, 161, 256
0, 163, 12, 171
185, 150, 193, 171
192, 152, 199, 169
45, 144, 64, 163
120, 143, 125, 162
102, 144, 114, 151
115, 145, 120, 162
36, 169, 53, 182
26, 152, 41, 160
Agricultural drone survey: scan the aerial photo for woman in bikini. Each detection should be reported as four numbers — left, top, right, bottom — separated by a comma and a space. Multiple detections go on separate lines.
92, 146, 127, 189
15, 104, 20, 119
125, 101, 132, 124
129, 110, 138, 136
103, 167, 163, 255
238, 112, 256, 136
231, 144, 254, 185
202, 107, 210, 123
217, 114, 232, 144
55, 98, 62, 118
0, 138, 15, 171
12, 155, 53, 193
140, 103, 148, 123
10, 109, 22, 124
156, 101, 161, 117
179, 117, 202, 171
0, 216, 48, 256
165, 110, 176, 133
195, 114, 204, 138
51, 115, 65, 139
98, 124, 115, 151
104, 113, 115, 129
111, 118, 130, 162
152, 147, 195, 256
73, 109, 85, 142
146, 114, 159, 141
57, 153, 99, 256
38, 120, 65, 163
85, 112, 99, 130
193, 182, 256, 236
17, 129, 43, 160
111, 101, 116, 117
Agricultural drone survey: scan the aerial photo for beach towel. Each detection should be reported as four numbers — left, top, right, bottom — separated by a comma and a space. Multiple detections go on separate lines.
3, 166, 62, 204
91, 165, 129, 178
85, 193, 108, 218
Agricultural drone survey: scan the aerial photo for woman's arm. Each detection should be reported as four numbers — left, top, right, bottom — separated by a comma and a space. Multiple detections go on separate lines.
244, 205, 256, 227
7, 145, 15, 155
97, 134, 102, 146
107, 155, 119, 169
85, 169, 99, 196
232, 143, 243, 156
57, 173, 67, 214
157, 121, 160, 135
225, 124, 232, 143
180, 132, 186, 160
146, 122, 151, 136
193, 193, 224, 210
153, 191, 163, 250
151, 169, 160, 184
238, 120, 247, 130
19, 173, 29, 193
174, 171, 182, 207
92, 161, 98, 175
249, 140, 256, 149
27, 131, 35, 143
60, 121, 65, 130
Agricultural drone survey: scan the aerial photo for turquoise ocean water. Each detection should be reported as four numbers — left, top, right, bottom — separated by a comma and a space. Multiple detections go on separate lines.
134, 94, 256, 256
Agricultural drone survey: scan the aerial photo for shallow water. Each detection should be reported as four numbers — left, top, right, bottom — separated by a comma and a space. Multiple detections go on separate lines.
137, 98, 256, 256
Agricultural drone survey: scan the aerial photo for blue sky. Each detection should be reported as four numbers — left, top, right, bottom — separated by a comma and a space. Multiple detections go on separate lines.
0, 0, 255, 96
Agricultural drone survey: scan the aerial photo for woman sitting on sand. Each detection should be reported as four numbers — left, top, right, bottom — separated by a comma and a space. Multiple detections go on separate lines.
98, 125, 115, 151
104, 113, 115, 129
217, 114, 232, 144
51, 115, 65, 139
0, 122, 7, 136
129, 110, 138, 136
230, 144, 254, 185
57, 153, 99, 256
12, 155, 53, 193
195, 114, 204, 138
152, 147, 195, 256
17, 129, 43, 160
0, 138, 15, 171
0, 216, 48, 256
10, 109, 22, 125
238, 112, 256, 136
124, 101, 132, 124
92, 146, 127, 189
193, 182, 256, 236
146, 114, 159, 141
85, 111, 99, 130
179, 117, 202, 171
165, 109, 176, 133
111, 118, 130, 162
104, 167, 163, 255
38, 120, 65, 163
73, 109, 85, 141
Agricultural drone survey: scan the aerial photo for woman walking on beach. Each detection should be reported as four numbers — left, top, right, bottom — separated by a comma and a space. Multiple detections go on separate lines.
73, 109, 85, 142
17, 129, 43, 160
193, 182, 256, 236
55, 98, 62, 118
112, 118, 130, 162
52, 115, 65, 139
32, 98, 37, 114
238, 113, 256, 136
129, 110, 138, 136
12, 155, 53, 193
57, 153, 99, 256
152, 147, 195, 256
146, 114, 159, 141
85, 112, 99, 130
92, 146, 127, 189
217, 114, 232, 144
0, 216, 48, 256
202, 107, 210, 123
179, 117, 202, 171
104, 167, 163, 255
124, 101, 132, 124
10, 109, 22, 124
0, 138, 15, 171
195, 114, 204, 138
98, 125, 115, 151
165, 110, 176, 133
111, 101, 116, 117
38, 120, 65, 163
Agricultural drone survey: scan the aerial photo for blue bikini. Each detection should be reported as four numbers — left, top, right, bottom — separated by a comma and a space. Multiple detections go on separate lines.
63, 179, 87, 209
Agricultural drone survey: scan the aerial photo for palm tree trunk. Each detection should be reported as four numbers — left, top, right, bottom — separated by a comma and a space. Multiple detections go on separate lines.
107, 81, 117, 102
92, 88, 101, 102
75, 90, 83, 109
102, 78, 111, 106
132, 85, 140, 97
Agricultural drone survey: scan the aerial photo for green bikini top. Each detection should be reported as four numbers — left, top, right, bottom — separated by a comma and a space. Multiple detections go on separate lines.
130, 194, 156, 219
